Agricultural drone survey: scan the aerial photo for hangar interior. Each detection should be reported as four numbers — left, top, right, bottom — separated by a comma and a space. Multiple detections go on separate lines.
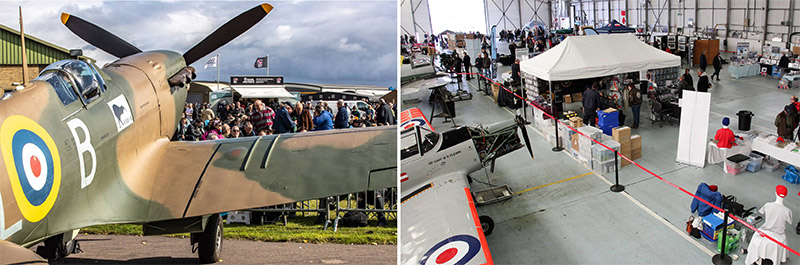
402, 0, 800, 264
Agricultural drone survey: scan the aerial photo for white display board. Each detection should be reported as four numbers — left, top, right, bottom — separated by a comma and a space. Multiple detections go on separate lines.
676, 91, 712, 167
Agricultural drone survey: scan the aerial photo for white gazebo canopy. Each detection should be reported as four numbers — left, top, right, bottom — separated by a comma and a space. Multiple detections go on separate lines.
520, 34, 681, 81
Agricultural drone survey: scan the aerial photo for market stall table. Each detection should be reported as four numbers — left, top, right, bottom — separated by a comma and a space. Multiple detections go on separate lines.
751, 137, 800, 167
728, 64, 760, 79
707, 141, 753, 165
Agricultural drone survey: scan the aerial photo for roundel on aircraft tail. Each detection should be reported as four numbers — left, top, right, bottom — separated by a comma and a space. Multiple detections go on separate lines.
419, 235, 481, 265
0, 115, 61, 222
401, 118, 427, 130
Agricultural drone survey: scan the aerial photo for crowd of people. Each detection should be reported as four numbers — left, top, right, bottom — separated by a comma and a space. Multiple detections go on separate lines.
174, 98, 396, 141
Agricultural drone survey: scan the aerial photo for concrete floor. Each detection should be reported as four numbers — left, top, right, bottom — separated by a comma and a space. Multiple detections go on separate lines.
403, 59, 800, 264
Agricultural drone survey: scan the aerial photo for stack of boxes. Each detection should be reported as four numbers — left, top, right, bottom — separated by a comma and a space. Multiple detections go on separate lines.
576, 126, 604, 167
612, 126, 643, 167
631, 135, 642, 160
613, 126, 632, 167
592, 140, 621, 174
597, 109, 619, 136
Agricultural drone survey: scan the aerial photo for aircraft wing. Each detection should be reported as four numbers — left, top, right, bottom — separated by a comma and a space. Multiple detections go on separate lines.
0, 239, 47, 264
400, 108, 434, 132
141, 126, 396, 221
401, 172, 493, 265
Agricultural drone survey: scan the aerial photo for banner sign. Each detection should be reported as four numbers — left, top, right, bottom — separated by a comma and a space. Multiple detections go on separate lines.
230, 76, 283, 85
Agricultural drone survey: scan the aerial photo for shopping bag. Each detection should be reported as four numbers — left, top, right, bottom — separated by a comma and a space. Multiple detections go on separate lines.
686, 216, 694, 234
783, 166, 799, 184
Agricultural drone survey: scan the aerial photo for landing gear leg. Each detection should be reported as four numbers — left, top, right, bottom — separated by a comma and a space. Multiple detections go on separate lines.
35, 231, 80, 261
192, 213, 223, 263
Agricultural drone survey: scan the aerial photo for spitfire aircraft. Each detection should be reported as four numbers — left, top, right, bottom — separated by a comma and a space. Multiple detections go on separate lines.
399, 108, 532, 265
0, 3, 396, 264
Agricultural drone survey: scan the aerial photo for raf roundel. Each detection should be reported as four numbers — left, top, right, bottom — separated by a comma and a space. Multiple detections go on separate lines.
0, 115, 61, 222
418, 235, 481, 265
402, 118, 427, 130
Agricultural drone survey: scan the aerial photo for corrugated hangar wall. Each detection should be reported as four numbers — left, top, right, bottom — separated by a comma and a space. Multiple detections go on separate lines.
401, 0, 434, 39
483, 0, 552, 33
560, 0, 799, 53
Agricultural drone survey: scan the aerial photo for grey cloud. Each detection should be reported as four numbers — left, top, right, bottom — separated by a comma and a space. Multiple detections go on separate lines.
0, 1, 397, 88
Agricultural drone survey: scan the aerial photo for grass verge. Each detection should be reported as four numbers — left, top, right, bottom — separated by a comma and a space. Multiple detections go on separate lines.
81, 216, 396, 245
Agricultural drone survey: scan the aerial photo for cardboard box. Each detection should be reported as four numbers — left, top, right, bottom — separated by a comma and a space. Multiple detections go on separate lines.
620, 150, 632, 167
604, 108, 618, 113
632, 148, 642, 160
613, 126, 632, 143
571, 134, 580, 151
620, 146, 631, 156
569, 117, 583, 128
456, 34, 466, 40
572, 93, 582, 102
631, 135, 642, 149
492, 83, 500, 102
619, 140, 631, 152
564, 94, 572, 103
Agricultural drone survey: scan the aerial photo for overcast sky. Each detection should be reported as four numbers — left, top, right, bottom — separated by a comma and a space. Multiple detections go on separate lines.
0, 1, 397, 88
428, 0, 486, 34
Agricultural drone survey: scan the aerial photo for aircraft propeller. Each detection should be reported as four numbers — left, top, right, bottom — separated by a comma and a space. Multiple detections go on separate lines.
514, 115, 534, 160
60, 13, 141, 58
60, 3, 273, 66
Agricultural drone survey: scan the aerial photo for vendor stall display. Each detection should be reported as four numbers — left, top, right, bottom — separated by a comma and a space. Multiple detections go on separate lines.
647, 67, 680, 87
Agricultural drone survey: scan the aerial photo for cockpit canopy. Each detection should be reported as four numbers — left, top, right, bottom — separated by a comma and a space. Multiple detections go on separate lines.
34, 59, 105, 105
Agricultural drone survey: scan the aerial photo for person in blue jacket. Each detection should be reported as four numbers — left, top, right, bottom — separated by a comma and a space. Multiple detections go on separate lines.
313, 105, 334, 131
690, 182, 722, 217
272, 102, 296, 134
334, 99, 350, 129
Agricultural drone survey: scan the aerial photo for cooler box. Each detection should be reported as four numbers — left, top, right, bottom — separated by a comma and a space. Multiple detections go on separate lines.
597, 110, 619, 127
746, 152, 764, 172
726, 154, 750, 175
702, 213, 735, 242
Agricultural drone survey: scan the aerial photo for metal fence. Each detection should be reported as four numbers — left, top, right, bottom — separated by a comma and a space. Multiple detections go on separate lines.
242, 187, 397, 231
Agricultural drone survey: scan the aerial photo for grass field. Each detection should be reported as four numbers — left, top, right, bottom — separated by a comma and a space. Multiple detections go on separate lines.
81, 216, 396, 245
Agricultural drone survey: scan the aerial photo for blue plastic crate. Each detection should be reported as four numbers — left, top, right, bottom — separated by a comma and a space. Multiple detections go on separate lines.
599, 123, 617, 136
597, 110, 619, 127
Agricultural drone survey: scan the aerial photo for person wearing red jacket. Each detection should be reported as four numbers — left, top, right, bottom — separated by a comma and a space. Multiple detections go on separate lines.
715, 117, 736, 149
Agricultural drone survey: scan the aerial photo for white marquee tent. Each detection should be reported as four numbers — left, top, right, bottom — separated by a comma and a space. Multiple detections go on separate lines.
520, 34, 680, 81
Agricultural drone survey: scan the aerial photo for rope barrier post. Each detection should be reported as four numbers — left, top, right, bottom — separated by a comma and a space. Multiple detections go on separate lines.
712, 210, 733, 265
549, 81, 563, 152
610, 150, 625, 192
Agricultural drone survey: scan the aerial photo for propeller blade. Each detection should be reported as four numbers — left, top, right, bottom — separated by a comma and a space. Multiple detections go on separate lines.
61, 13, 142, 58
516, 115, 534, 160
183, 3, 273, 65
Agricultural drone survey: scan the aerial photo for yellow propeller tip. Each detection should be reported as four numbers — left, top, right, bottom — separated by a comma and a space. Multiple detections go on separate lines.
60, 13, 70, 24
261, 3, 273, 13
